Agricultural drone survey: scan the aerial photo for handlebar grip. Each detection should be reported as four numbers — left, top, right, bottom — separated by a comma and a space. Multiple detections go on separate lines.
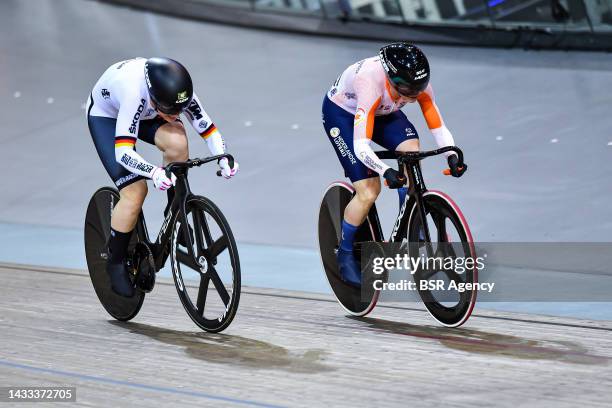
443, 166, 464, 176
165, 167, 172, 178
456, 151, 464, 167
384, 178, 406, 189
216, 170, 222, 177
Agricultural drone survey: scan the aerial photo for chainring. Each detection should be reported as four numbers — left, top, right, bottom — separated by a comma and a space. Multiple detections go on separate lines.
132, 242, 156, 293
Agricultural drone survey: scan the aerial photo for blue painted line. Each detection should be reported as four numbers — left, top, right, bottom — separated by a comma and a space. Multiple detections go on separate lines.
0, 359, 287, 408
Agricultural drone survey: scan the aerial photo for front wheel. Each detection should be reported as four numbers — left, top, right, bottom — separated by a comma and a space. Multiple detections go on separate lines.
170, 195, 241, 333
407, 191, 477, 327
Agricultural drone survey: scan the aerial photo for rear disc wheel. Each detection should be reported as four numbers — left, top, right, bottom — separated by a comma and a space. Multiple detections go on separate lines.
318, 182, 383, 316
84, 187, 145, 321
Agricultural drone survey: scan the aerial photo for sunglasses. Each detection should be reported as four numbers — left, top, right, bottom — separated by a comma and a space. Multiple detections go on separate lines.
390, 77, 426, 98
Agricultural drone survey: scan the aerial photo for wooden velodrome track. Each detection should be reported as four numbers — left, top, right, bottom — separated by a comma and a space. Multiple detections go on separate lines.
1, 0, 612, 406
0, 263, 610, 407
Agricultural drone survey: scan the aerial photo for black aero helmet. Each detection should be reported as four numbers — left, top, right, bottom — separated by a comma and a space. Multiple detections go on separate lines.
379, 43, 430, 97
144, 57, 193, 114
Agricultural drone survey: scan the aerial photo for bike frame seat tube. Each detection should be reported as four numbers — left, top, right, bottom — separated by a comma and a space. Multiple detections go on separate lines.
152, 171, 193, 270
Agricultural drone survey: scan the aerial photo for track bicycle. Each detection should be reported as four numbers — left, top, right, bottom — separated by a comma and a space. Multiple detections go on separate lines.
318, 146, 477, 327
85, 154, 240, 333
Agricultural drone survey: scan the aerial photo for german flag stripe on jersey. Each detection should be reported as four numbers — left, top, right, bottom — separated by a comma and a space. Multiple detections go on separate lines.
200, 124, 218, 139
115, 136, 137, 148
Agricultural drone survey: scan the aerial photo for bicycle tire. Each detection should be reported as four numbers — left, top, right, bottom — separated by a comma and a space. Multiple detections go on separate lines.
170, 195, 241, 333
318, 182, 384, 316
84, 187, 145, 321
406, 190, 477, 327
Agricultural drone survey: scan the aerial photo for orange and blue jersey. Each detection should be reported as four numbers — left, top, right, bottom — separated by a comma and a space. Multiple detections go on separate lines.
324, 55, 456, 181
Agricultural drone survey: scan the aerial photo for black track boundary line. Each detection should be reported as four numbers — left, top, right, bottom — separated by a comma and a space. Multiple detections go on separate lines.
1, 262, 610, 332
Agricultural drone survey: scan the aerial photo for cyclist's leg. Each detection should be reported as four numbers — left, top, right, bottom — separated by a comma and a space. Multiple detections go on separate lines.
372, 110, 420, 206
323, 96, 379, 285
87, 114, 148, 232
111, 181, 147, 234
372, 109, 420, 152
88, 114, 148, 296
322, 96, 379, 226
106, 182, 145, 297
109, 180, 147, 280
139, 118, 188, 214
344, 177, 381, 227
137, 117, 188, 162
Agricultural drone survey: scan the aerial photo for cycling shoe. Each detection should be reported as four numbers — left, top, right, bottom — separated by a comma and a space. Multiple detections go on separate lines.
336, 248, 362, 288
106, 262, 135, 298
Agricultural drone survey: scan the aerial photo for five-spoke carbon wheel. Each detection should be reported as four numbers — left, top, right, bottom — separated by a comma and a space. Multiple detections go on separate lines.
170, 195, 241, 333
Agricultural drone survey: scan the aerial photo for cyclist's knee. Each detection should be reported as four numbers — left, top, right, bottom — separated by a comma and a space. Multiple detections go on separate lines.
396, 138, 420, 152
156, 122, 189, 159
160, 120, 186, 137
354, 179, 381, 204
167, 138, 188, 161
119, 181, 147, 212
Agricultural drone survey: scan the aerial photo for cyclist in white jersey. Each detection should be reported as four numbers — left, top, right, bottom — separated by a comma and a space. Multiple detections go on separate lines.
322, 43, 467, 287
86, 57, 239, 297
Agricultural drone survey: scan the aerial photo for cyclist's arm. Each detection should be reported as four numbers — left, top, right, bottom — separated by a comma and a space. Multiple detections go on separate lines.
417, 85, 456, 156
114, 95, 157, 178
184, 93, 226, 156
352, 77, 390, 176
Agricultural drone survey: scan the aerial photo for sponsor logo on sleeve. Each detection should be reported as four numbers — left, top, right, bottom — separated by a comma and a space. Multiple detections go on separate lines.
101, 89, 111, 99
186, 100, 203, 120
363, 155, 383, 171
120, 153, 154, 174
329, 127, 340, 138
354, 108, 366, 127
355, 59, 365, 74
128, 99, 146, 134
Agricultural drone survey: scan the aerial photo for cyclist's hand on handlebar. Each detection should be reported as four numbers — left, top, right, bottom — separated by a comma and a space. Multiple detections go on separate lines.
218, 157, 239, 179
383, 168, 406, 189
151, 167, 176, 191
447, 154, 467, 177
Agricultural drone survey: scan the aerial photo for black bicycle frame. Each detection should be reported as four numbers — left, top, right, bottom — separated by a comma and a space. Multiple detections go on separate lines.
376, 146, 463, 257
136, 154, 235, 272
